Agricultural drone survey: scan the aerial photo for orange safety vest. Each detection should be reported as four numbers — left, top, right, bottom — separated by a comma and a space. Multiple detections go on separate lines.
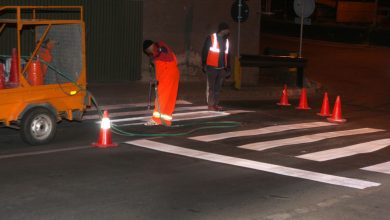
206, 33, 229, 68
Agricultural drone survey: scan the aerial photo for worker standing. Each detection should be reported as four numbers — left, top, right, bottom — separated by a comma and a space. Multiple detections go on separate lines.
143, 40, 180, 126
202, 22, 231, 111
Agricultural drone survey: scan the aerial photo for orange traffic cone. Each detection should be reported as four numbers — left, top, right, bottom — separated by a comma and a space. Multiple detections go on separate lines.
327, 96, 346, 123
92, 110, 118, 148
296, 88, 311, 110
9, 48, 19, 86
27, 59, 43, 86
317, 92, 331, 116
277, 84, 291, 106
0, 64, 5, 89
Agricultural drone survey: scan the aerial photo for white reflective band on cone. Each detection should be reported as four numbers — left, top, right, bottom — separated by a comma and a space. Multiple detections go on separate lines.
153, 111, 173, 121
101, 117, 111, 129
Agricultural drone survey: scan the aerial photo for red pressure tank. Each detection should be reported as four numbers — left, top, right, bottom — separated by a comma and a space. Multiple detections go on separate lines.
27, 59, 43, 86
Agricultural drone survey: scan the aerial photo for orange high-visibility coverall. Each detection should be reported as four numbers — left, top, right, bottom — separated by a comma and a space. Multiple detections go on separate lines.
151, 42, 180, 126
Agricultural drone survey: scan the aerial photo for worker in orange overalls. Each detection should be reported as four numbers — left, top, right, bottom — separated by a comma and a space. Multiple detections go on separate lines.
143, 40, 180, 126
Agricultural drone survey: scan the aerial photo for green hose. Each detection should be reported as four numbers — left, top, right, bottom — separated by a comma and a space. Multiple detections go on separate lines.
0, 54, 241, 137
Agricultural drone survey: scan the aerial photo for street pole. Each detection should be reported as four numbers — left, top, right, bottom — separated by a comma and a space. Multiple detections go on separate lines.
299, 0, 305, 58
234, 0, 243, 89
258, 0, 262, 54
237, 0, 242, 56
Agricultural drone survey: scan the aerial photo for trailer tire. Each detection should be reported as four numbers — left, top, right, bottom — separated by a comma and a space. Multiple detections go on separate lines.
20, 107, 57, 145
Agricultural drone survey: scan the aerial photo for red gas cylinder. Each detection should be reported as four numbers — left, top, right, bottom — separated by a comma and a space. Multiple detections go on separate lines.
0, 63, 5, 89
27, 59, 43, 86
9, 48, 19, 86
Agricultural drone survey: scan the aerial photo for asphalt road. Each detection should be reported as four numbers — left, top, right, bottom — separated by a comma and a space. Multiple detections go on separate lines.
1, 96, 390, 220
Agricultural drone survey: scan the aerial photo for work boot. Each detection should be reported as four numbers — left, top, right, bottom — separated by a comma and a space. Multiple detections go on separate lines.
208, 105, 217, 111
144, 119, 159, 126
214, 105, 224, 111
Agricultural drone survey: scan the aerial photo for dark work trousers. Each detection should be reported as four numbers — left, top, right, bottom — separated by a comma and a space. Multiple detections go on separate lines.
206, 67, 225, 107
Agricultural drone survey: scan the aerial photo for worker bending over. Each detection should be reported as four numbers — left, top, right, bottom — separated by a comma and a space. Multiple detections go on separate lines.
143, 40, 180, 126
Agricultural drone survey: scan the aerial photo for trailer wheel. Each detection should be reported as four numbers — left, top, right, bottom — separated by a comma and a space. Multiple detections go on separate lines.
21, 108, 57, 145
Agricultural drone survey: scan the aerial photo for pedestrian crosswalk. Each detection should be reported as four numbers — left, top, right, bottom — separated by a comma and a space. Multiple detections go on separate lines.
124, 116, 390, 190
83, 100, 253, 125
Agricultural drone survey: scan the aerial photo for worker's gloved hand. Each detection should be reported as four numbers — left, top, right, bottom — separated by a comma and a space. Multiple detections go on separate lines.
202, 65, 207, 74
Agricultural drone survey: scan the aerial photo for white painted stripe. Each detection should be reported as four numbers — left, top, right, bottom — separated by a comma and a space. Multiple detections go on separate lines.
88, 100, 192, 111
362, 161, 390, 174
112, 110, 252, 127
126, 140, 380, 189
84, 105, 208, 121
0, 146, 90, 160
113, 111, 230, 126
190, 122, 336, 142
239, 128, 384, 152
298, 139, 390, 162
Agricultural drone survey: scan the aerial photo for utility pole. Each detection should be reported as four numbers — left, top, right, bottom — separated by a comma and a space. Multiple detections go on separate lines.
237, 0, 242, 56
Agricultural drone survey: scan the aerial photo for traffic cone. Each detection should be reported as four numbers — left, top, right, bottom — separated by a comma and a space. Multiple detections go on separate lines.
296, 88, 311, 110
27, 59, 43, 86
327, 96, 346, 123
277, 84, 291, 106
92, 110, 118, 148
317, 92, 331, 116
0, 64, 5, 89
9, 48, 19, 86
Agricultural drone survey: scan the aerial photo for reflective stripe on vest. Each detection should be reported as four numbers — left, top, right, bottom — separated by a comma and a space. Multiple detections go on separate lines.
206, 33, 229, 67
153, 111, 173, 121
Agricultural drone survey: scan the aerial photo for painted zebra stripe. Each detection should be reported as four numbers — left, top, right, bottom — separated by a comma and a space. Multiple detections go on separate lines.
126, 139, 380, 189
362, 161, 390, 174
190, 122, 337, 142
238, 128, 384, 151
84, 105, 208, 120
297, 138, 390, 161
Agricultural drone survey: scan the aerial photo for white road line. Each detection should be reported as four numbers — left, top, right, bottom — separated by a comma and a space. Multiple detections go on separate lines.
238, 128, 384, 151
0, 146, 90, 160
297, 138, 390, 161
362, 161, 390, 174
112, 110, 253, 127
88, 100, 192, 111
112, 111, 230, 126
84, 105, 208, 120
126, 139, 380, 189
190, 122, 337, 142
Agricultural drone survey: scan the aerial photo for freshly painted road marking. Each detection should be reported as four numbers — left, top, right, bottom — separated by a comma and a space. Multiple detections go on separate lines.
109, 110, 252, 127
0, 146, 90, 160
126, 139, 380, 189
110, 110, 228, 123
88, 100, 192, 111
190, 122, 337, 142
238, 128, 384, 151
84, 105, 208, 120
297, 138, 390, 161
362, 161, 390, 174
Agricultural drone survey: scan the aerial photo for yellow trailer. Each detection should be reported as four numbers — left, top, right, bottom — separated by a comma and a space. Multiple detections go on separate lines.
0, 6, 90, 145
